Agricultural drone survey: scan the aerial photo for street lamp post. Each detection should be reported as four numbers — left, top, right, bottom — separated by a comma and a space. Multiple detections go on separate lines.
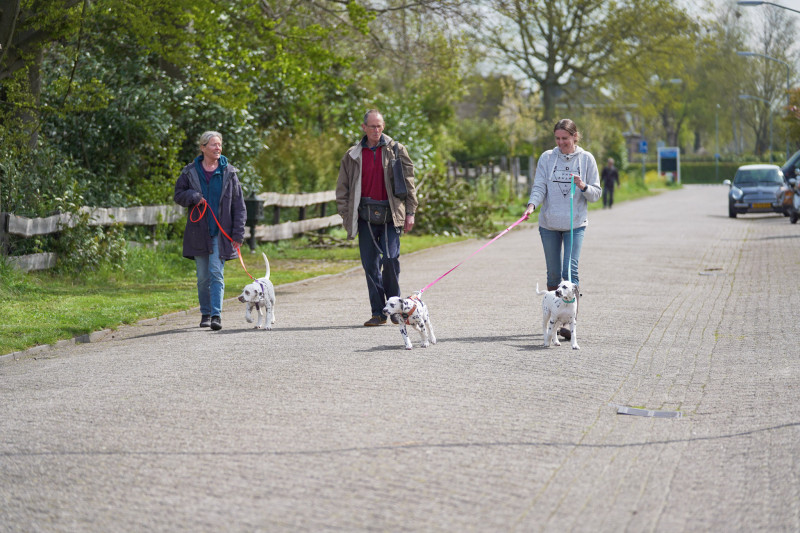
740, 94, 774, 163
737, 1, 800, 15
716, 104, 720, 181
736, 51, 791, 158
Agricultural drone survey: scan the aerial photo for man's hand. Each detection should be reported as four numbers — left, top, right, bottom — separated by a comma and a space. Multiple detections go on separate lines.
404, 214, 415, 233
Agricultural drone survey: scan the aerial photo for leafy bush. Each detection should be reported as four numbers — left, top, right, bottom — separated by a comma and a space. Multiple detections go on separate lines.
54, 213, 127, 273
680, 162, 743, 183
253, 127, 349, 193
415, 171, 495, 236
0, 128, 90, 217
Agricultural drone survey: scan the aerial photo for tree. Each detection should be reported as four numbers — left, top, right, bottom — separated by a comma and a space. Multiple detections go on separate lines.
473, 0, 694, 133
734, 5, 798, 157
685, 6, 749, 157
1, 0, 360, 213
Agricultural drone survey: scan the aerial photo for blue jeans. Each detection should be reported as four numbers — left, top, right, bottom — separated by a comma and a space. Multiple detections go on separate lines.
358, 219, 401, 317
539, 226, 585, 288
195, 235, 225, 317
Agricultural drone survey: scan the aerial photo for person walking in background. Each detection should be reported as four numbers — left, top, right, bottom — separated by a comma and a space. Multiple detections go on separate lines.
524, 119, 601, 339
336, 109, 419, 326
601, 157, 620, 208
174, 131, 246, 331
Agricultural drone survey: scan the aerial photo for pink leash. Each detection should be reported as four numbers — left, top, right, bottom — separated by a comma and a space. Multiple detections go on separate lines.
417, 213, 530, 296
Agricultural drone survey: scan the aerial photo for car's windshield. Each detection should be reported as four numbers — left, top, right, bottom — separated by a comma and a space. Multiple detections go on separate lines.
733, 169, 783, 185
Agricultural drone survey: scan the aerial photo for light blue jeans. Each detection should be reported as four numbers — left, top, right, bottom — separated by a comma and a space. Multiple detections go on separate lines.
195, 235, 225, 317
539, 226, 585, 288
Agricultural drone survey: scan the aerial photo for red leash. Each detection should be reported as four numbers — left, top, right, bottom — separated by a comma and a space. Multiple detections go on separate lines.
190, 198, 256, 281
417, 213, 529, 295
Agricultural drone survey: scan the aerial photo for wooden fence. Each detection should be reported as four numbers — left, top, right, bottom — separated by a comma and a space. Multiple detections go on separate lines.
447, 155, 536, 196
1, 191, 341, 272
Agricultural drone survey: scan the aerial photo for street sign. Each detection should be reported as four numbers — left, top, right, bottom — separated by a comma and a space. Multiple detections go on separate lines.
639, 140, 648, 154
657, 146, 680, 184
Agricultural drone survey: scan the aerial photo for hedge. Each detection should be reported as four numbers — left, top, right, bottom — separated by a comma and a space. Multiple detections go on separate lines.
625, 162, 748, 184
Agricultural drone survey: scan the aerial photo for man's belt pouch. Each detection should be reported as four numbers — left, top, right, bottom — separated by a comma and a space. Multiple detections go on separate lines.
391, 143, 408, 201
359, 198, 391, 225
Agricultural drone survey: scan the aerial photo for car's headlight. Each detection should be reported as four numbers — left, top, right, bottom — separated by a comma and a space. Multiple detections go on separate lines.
731, 187, 743, 200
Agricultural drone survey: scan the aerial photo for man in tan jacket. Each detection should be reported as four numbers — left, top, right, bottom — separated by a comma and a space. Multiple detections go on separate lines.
336, 109, 419, 326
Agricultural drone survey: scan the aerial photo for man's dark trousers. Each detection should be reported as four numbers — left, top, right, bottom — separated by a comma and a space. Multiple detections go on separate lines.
358, 218, 401, 317
603, 187, 615, 208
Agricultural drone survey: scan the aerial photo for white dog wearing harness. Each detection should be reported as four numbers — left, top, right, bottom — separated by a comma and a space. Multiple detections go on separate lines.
536, 281, 579, 350
237, 252, 276, 330
383, 295, 436, 350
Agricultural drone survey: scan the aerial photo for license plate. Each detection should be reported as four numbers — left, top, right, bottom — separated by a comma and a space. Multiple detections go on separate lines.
752, 202, 771, 208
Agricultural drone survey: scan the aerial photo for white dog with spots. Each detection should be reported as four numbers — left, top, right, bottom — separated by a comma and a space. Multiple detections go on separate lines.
536, 281, 579, 350
383, 295, 436, 350
237, 252, 276, 330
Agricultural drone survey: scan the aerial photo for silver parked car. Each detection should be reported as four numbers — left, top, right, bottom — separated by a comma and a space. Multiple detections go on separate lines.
723, 164, 787, 218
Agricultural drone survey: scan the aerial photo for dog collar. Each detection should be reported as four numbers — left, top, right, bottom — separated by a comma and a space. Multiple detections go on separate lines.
562, 297, 576, 304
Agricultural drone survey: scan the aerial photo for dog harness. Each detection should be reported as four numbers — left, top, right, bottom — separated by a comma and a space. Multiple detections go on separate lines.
401, 295, 420, 324
256, 280, 268, 296
253, 280, 269, 310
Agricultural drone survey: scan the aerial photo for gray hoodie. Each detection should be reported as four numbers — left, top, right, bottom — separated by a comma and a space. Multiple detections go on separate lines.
527, 146, 602, 231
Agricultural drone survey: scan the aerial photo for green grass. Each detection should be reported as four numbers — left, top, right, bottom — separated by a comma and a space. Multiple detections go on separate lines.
0, 229, 467, 356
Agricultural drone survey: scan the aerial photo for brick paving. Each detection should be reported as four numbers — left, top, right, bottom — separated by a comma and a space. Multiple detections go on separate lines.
1, 185, 799, 532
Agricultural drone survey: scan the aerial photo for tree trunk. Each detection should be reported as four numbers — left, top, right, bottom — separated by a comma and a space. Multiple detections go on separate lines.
23, 46, 42, 148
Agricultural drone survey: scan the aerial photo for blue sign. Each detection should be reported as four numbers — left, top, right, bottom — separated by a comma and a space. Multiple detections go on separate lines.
639, 140, 648, 154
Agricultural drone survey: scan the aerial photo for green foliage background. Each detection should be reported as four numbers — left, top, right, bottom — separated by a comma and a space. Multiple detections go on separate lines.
4, 0, 800, 273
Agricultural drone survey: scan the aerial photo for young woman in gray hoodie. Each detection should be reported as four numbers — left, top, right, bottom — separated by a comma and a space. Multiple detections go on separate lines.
524, 119, 601, 295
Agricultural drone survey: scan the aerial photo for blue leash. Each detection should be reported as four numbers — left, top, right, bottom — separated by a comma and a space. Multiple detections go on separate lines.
568, 174, 575, 283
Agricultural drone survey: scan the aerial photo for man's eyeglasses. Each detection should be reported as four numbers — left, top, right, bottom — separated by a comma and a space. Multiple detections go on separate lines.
364, 124, 383, 130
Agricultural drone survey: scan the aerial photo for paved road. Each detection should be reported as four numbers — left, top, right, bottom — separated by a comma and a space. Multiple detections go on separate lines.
2, 185, 799, 532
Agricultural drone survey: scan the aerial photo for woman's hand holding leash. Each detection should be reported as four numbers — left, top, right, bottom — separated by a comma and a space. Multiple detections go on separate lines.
190, 197, 250, 278
524, 203, 536, 217
572, 173, 587, 192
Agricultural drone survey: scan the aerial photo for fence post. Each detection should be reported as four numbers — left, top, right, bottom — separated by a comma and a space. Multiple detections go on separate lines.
318, 202, 327, 235
0, 212, 8, 257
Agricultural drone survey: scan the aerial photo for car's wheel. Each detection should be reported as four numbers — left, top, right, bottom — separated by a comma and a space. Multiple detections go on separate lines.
729, 206, 737, 218
791, 212, 798, 224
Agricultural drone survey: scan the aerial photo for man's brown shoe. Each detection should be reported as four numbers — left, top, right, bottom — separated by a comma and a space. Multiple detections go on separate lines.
364, 315, 387, 326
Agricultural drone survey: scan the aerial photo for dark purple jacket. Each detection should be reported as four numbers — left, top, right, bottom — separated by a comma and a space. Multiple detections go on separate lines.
174, 157, 246, 260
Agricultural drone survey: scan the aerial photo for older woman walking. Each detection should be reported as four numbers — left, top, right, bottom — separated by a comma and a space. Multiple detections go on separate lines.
174, 131, 246, 331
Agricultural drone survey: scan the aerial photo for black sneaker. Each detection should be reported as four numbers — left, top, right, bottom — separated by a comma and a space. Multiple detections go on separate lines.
199, 315, 212, 328
558, 327, 571, 340
364, 315, 387, 326
390, 314, 400, 324
210, 316, 222, 330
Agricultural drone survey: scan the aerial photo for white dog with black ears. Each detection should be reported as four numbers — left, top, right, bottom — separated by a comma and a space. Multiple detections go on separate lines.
536, 281, 580, 350
383, 294, 436, 350
237, 252, 276, 330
